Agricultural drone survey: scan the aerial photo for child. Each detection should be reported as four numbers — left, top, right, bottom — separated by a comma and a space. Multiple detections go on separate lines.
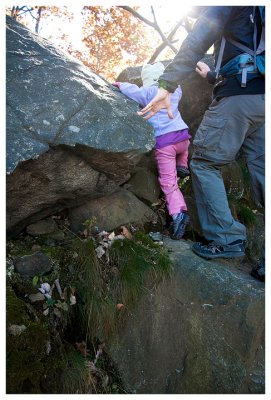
113, 62, 191, 240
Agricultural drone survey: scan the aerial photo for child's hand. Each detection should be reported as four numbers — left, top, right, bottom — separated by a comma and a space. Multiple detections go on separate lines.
195, 61, 211, 79
112, 82, 120, 88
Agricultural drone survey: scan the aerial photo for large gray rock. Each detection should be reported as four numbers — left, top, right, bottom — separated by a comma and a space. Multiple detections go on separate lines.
68, 188, 157, 233
6, 146, 120, 237
109, 239, 265, 394
6, 16, 154, 173
13, 252, 52, 277
6, 16, 155, 237
178, 54, 214, 136
125, 166, 161, 204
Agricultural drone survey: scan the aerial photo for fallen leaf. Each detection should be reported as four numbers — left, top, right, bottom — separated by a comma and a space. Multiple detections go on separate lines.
76, 341, 90, 357
121, 226, 132, 239
61, 287, 68, 301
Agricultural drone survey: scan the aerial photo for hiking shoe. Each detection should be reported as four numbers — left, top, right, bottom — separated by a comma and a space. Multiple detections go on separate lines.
170, 212, 190, 240
191, 239, 245, 259
176, 166, 190, 178
250, 265, 265, 282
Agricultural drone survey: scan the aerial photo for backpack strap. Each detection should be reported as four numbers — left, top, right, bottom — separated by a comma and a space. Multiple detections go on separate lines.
214, 36, 226, 79
214, 6, 264, 86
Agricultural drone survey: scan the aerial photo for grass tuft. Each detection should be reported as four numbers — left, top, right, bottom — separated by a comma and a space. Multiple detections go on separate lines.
72, 233, 172, 343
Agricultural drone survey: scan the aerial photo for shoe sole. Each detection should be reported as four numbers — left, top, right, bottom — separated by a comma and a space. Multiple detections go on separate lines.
192, 247, 245, 259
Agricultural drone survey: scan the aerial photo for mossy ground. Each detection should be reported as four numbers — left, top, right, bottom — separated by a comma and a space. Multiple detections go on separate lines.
6, 228, 172, 394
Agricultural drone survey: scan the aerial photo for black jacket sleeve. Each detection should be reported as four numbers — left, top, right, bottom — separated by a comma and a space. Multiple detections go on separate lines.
158, 7, 233, 92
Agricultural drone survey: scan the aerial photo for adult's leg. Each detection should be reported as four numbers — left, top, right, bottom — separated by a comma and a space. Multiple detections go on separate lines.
242, 122, 265, 208
242, 119, 265, 280
190, 94, 264, 245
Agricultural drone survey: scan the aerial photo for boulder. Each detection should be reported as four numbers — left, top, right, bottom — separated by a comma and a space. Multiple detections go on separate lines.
13, 252, 52, 277
125, 166, 161, 204
109, 239, 265, 394
6, 16, 155, 237
26, 217, 58, 236
246, 211, 265, 264
7, 146, 120, 237
68, 188, 158, 233
178, 54, 214, 136
222, 161, 244, 199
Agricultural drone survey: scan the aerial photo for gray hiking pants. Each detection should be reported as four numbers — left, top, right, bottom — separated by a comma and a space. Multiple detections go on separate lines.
190, 94, 265, 245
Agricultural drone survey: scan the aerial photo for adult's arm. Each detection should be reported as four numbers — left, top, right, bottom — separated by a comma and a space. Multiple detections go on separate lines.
138, 7, 232, 119
158, 7, 232, 92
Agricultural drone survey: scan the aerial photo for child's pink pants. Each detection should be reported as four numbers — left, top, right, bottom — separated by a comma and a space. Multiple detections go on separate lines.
155, 140, 189, 216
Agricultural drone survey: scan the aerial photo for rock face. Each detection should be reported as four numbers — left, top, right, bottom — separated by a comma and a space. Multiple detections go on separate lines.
68, 188, 157, 233
6, 16, 154, 237
13, 252, 52, 277
124, 166, 161, 204
109, 239, 265, 394
178, 54, 214, 136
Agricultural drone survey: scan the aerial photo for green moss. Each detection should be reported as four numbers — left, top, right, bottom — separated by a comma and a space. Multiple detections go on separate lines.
7, 285, 70, 394
6, 285, 50, 393
227, 192, 257, 228
238, 205, 256, 226
7, 322, 49, 393
6, 231, 172, 394
37, 244, 63, 260
6, 285, 31, 325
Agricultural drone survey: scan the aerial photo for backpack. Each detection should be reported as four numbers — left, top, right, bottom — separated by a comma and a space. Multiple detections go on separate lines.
215, 6, 265, 87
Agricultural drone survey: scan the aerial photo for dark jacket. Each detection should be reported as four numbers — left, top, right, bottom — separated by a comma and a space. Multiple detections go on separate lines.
159, 6, 265, 98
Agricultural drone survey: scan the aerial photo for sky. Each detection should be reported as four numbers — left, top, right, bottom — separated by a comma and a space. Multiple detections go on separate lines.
1, 0, 270, 398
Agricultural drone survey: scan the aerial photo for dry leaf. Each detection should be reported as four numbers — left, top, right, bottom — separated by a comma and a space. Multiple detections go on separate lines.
61, 287, 68, 301
76, 341, 90, 357
120, 226, 132, 239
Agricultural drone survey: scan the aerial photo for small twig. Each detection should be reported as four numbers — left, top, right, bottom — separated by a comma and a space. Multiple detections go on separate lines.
63, 225, 83, 241
55, 279, 63, 298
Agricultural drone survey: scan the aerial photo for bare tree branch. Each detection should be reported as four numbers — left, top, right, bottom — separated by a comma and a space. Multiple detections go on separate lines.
148, 19, 184, 63
35, 7, 42, 33
118, 5, 179, 54
119, 6, 156, 28
10, 6, 38, 21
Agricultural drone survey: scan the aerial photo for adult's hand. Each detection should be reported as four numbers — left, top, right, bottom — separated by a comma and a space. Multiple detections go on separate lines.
195, 61, 211, 79
137, 88, 174, 119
